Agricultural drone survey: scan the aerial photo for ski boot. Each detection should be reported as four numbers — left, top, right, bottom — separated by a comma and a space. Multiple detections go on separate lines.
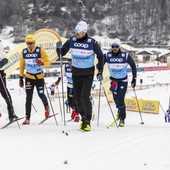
23, 118, 30, 125
119, 119, 125, 127
84, 120, 91, 131
9, 114, 18, 122
45, 105, 50, 118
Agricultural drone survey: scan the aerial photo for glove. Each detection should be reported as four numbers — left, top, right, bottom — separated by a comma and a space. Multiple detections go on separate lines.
36, 59, 43, 66
96, 72, 103, 81
110, 81, 118, 93
131, 77, 136, 88
0, 58, 8, 69
55, 77, 61, 86
19, 77, 24, 87
56, 41, 62, 49
55, 81, 59, 86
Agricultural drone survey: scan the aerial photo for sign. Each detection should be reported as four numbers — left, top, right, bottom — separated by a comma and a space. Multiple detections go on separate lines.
125, 98, 159, 114
4, 29, 68, 77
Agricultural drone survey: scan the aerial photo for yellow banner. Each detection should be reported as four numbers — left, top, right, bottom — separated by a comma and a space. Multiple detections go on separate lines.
4, 29, 68, 77
125, 98, 159, 114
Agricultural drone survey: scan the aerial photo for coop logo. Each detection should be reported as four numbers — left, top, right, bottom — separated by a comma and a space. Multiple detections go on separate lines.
26, 53, 38, 58
110, 58, 123, 62
74, 43, 89, 48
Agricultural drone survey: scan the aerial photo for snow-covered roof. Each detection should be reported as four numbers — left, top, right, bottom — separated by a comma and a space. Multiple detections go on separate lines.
120, 44, 136, 52
136, 50, 153, 55
158, 50, 170, 57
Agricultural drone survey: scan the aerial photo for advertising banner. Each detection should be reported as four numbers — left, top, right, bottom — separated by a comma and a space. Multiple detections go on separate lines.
125, 98, 159, 114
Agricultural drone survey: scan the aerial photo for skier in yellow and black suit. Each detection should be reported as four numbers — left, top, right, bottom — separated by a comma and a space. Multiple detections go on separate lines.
19, 34, 51, 125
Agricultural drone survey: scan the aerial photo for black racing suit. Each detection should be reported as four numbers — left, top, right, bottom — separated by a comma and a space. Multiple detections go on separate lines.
57, 34, 104, 122
0, 70, 15, 118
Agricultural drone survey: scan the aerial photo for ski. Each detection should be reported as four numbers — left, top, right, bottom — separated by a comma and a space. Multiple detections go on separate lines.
92, 113, 95, 121
1, 117, 25, 129
38, 113, 58, 125
66, 118, 74, 122
107, 118, 119, 129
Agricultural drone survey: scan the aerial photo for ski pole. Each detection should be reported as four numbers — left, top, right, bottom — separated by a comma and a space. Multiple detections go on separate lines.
159, 103, 167, 122
22, 87, 37, 112
59, 49, 66, 125
101, 83, 119, 129
159, 102, 166, 114
44, 80, 58, 126
133, 88, 144, 124
0, 73, 20, 129
97, 82, 102, 126
56, 86, 63, 121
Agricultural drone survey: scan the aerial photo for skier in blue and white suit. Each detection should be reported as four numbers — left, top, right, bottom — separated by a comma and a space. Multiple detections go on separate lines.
104, 38, 137, 127
56, 21, 104, 131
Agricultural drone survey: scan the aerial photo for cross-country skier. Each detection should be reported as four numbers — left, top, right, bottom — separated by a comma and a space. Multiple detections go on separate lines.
0, 40, 18, 122
55, 58, 80, 122
165, 107, 170, 123
49, 83, 55, 101
56, 21, 104, 131
19, 34, 51, 125
103, 38, 137, 127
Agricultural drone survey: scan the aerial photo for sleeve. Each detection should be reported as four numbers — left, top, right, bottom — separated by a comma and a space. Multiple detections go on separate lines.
56, 39, 70, 57
93, 40, 104, 72
19, 51, 25, 77
103, 53, 107, 65
127, 54, 137, 79
41, 48, 51, 67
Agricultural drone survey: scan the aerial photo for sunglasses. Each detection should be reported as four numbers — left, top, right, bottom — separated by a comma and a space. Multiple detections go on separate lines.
26, 42, 34, 45
111, 45, 119, 49
74, 29, 82, 34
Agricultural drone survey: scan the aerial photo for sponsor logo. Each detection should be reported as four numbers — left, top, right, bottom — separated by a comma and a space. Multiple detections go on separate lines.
26, 53, 38, 58
110, 58, 123, 62
74, 43, 89, 48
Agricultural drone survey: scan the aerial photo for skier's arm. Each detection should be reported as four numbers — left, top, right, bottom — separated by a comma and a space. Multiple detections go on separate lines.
93, 40, 104, 73
103, 53, 107, 65
19, 52, 25, 78
127, 54, 137, 79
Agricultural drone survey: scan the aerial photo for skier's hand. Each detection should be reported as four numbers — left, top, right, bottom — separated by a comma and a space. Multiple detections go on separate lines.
55, 77, 61, 86
96, 72, 103, 82
36, 59, 43, 66
0, 58, 8, 69
56, 41, 62, 49
131, 77, 136, 88
55, 81, 59, 86
19, 77, 24, 87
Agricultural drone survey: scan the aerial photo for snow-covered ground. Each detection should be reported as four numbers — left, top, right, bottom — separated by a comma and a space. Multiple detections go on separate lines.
0, 72, 170, 170
1, 32, 170, 170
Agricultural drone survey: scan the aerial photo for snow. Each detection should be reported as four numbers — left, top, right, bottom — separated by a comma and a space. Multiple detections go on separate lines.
0, 71, 170, 170
0, 34, 170, 170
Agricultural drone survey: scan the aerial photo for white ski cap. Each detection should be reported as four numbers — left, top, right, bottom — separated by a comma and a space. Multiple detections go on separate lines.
74, 21, 88, 33
112, 38, 121, 45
